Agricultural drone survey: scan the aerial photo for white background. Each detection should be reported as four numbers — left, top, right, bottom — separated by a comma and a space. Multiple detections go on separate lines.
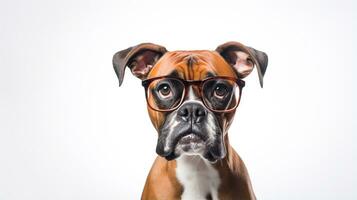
0, 0, 356, 199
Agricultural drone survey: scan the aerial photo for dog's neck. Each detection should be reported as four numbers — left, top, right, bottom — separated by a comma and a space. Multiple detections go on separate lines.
174, 136, 232, 200
174, 135, 256, 200
176, 154, 220, 200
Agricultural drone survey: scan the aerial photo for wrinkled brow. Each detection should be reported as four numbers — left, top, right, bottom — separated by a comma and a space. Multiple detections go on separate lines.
167, 70, 216, 80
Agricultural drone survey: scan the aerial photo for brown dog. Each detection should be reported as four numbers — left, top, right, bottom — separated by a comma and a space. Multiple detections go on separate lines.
113, 41, 268, 200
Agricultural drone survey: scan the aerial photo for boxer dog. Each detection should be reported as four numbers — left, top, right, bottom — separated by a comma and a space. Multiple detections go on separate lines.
112, 41, 268, 200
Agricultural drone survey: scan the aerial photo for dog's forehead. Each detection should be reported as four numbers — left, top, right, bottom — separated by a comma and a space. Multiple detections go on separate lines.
147, 50, 236, 80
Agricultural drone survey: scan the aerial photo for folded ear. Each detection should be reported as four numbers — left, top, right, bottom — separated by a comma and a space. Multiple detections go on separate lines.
112, 43, 167, 86
215, 41, 268, 87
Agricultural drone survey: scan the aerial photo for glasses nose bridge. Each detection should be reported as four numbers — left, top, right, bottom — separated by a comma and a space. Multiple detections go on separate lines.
184, 79, 202, 86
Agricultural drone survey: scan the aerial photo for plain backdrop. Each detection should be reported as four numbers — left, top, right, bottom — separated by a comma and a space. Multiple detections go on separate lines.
0, 0, 356, 199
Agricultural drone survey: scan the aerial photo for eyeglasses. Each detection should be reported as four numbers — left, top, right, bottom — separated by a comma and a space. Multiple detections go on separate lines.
142, 76, 245, 112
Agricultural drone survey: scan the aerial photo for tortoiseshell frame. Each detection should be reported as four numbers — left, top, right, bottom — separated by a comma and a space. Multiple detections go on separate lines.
142, 76, 245, 113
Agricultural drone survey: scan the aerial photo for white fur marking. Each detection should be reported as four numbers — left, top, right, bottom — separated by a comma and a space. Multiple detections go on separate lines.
176, 155, 220, 200
164, 113, 179, 152
187, 86, 197, 100
205, 113, 217, 140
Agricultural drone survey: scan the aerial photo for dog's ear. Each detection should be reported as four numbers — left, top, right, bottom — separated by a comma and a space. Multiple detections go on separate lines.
215, 41, 268, 87
112, 43, 167, 86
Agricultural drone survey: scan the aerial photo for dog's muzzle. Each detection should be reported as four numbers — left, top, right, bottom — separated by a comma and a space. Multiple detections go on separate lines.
156, 101, 226, 162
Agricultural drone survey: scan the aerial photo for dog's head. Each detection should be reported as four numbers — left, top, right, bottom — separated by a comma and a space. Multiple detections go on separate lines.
113, 42, 268, 162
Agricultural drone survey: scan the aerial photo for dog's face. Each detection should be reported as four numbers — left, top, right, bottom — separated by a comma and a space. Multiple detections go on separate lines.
113, 42, 268, 162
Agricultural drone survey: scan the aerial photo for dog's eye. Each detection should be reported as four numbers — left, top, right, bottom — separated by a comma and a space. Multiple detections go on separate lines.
214, 84, 228, 98
157, 84, 172, 98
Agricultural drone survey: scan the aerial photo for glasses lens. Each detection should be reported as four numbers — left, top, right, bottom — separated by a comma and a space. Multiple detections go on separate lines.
146, 78, 185, 111
202, 78, 240, 111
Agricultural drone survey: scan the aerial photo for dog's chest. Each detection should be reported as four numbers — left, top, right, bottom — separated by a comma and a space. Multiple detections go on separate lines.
176, 155, 221, 200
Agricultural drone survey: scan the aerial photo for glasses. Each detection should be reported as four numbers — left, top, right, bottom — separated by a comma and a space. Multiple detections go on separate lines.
142, 76, 245, 112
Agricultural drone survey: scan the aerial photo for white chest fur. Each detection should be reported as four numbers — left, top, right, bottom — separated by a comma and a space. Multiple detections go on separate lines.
176, 155, 221, 200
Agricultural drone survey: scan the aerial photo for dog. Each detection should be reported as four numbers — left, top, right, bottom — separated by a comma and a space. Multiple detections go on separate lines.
112, 41, 268, 200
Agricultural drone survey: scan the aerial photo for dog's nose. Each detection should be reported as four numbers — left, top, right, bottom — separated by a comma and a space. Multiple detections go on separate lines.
177, 102, 207, 123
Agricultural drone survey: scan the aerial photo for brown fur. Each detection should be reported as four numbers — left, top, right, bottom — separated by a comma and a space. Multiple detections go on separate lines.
142, 51, 256, 200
